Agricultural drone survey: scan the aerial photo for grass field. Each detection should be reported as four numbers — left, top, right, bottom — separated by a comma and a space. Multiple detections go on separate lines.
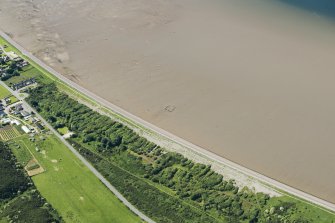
0, 85, 11, 100
10, 135, 141, 223
0, 126, 20, 141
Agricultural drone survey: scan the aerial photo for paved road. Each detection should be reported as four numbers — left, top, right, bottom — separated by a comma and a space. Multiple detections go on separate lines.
0, 81, 155, 223
1, 30, 335, 213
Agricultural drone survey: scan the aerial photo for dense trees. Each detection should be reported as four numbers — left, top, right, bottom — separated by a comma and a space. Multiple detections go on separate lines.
0, 61, 21, 81
0, 142, 29, 201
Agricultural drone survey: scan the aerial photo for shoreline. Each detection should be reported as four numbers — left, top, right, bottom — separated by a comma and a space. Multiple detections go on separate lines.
1, 30, 335, 213
2, 0, 335, 204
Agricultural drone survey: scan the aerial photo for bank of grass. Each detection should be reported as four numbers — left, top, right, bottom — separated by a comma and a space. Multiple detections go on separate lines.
0, 84, 10, 99
9, 134, 142, 223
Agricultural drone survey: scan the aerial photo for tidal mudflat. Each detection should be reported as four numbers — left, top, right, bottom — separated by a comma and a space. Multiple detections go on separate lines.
1, 0, 335, 203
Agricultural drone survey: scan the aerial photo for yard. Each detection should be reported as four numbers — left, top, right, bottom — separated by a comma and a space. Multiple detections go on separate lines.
4, 65, 42, 85
6, 95, 19, 105
9, 134, 141, 223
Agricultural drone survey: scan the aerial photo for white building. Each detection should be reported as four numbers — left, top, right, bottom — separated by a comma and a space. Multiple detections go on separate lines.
1, 118, 11, 124
7, 51, 19, 60
21, 125, 30, 134
10, 119, 20, 125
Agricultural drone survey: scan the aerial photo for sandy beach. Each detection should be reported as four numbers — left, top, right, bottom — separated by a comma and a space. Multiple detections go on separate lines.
1, 0, 335, 203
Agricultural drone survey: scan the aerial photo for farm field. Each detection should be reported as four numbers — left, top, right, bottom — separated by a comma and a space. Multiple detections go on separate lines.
0, 125, 20, 141
0, 84, 10, 99
9, 134, 141, 223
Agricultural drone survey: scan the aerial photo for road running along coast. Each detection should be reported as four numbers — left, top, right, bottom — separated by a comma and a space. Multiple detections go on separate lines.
1, 30, 335, 213
0, 52, 155, 223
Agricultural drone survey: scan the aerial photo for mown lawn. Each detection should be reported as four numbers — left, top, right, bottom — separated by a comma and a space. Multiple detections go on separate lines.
10, 135, 141, 223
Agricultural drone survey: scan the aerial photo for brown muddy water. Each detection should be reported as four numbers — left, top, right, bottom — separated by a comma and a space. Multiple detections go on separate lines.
1, 0, 335, 203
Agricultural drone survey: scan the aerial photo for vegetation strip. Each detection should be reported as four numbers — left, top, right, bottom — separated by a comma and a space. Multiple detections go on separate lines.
25, 84, 335, 222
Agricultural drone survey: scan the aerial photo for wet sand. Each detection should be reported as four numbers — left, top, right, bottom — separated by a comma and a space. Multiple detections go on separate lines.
1, 0, 335, 203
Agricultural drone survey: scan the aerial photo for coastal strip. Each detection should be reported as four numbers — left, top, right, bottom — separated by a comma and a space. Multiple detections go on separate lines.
1, 29, 335, 214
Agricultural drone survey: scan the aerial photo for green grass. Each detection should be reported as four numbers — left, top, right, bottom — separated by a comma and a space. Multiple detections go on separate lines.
10, 135, 142, 223
264, 195, 335, 222
6, 95, 18, 105
8, 140, 33, 166
0, 38, 16, 53
0, 218, 8, 223
0, 85, 10, 100
57, 126, 69, 135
